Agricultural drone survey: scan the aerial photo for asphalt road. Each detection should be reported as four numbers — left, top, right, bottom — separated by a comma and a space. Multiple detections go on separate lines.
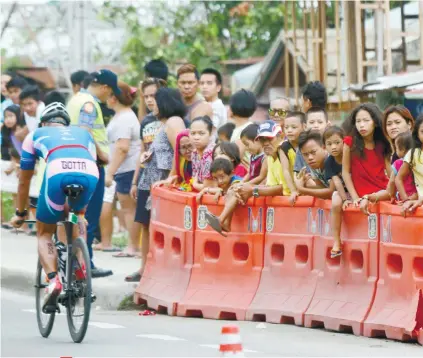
2, 289, 422, 357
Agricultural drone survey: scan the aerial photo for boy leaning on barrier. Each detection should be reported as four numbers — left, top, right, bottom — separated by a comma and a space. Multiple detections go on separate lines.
294, 130, 333, 200
201, 158, 242, 236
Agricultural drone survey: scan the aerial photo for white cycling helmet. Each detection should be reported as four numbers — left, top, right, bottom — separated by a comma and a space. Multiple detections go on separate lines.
40, 102, 70, 126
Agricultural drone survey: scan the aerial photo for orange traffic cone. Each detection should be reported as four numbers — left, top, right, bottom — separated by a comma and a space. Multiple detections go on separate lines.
219, 325, 244, 357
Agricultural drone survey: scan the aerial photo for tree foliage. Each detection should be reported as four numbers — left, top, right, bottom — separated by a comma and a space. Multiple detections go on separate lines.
101, 0, 411, 84
100, 1, 286, 83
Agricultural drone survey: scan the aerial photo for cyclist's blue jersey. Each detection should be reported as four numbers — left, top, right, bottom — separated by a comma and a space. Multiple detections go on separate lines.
21, 126, 97, 171
20, 126, 99, 224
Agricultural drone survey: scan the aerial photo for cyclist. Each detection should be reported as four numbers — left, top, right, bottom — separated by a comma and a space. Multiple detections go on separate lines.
10, 102, 99, 312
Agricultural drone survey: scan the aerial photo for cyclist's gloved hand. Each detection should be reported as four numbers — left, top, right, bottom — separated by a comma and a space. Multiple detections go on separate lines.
10, 214, 27, 228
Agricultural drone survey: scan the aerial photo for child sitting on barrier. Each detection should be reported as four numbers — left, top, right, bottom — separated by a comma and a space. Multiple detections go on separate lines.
294, 130, 333, 200
280, 111, 305, 205
397, 114, 423, 214
202, 125, 268, 236
197, 141, 242, 198
217, 122, 235, 143
342, 103, 392, 215
233, 120, 292, 205
240, 123, 267, 185
212, 141, 245, 177
201, 158, 243, 236
322, 126, 350, 258
387, 132, 417, 202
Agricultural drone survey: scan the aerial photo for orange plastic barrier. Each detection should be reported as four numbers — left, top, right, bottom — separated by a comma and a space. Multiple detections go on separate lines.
134, 187, 195, 315
177, 196, 265, 320
304, 200, 379, 335
363, 203, 423, 342
246, 196, 318, 325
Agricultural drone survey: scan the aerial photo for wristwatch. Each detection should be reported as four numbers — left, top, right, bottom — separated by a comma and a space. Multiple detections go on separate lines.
252, 186, 260, 198
362, 195, 370, 201
15, 209, 28, 218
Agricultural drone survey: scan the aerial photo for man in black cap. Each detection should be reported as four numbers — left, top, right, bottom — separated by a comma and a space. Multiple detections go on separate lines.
66, 68, 122, 278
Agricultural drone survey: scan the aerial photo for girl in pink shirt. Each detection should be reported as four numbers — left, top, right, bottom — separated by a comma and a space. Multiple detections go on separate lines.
387, 132, 418, 202
190, 116, 215, 191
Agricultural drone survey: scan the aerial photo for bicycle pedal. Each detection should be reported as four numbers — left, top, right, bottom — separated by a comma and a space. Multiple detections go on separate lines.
42, 304, 58, 314
91, 292, 97, 303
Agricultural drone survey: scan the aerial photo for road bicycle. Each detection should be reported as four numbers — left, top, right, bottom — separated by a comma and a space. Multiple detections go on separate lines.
24, 184, 93, 343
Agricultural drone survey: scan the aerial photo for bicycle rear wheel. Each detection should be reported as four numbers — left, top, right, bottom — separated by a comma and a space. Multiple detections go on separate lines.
66, 237, 92, 343
35, 258, 56, 338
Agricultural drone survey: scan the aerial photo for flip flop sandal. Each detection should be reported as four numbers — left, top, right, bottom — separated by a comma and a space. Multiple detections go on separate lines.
205, 212, 227, 237
125, 271, 142, 282
102, 247, 122, 253
2, 223, 13, 230
113, 252, 136, 258
330, 249, 343, 259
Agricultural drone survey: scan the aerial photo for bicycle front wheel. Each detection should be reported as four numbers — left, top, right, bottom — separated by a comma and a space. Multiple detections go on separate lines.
66, 237, 92, 343
35, 258, 55, 338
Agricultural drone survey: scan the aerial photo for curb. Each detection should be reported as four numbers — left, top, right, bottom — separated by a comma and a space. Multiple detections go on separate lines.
1, 266, 137, 310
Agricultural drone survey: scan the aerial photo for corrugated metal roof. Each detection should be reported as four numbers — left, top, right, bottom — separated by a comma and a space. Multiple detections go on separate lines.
349, 69, 423, 94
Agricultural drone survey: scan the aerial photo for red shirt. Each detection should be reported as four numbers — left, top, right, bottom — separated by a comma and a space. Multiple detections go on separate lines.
234, 164, 248, 178
344, 136, 389, 197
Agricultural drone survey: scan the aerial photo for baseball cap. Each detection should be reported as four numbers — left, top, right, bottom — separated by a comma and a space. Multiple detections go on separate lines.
91, 69, 122, 96
256, 120, 282, 140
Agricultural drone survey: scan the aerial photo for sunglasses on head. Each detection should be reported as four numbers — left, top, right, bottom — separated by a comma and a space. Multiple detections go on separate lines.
268, 108, 287, 118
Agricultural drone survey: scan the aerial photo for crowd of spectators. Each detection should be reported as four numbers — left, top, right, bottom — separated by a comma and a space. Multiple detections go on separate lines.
1, 60, 422, 280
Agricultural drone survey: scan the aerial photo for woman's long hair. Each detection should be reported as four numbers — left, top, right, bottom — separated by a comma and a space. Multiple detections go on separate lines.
410, 114, 423, 169
345, 103, 392, 159
1, 105, 25, 149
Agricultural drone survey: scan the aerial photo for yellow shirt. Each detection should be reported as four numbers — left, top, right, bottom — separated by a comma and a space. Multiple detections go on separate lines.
404, 148, 423, 197
266, 155, 290, 195
280, 140, 297, 177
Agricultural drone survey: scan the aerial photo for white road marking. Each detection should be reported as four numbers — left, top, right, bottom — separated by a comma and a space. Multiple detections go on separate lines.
22, 309, 36, 314
89, 321, 125, 329
22, 308, 65, 316
136, 334, 187, 341
199, 344, 259, 353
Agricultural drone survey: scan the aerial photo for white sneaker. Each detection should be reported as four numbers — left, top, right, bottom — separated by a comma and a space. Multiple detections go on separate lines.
42, 277, 62, 313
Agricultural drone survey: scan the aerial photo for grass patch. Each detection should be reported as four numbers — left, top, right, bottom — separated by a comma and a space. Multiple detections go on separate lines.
117, 293, 145, 311
1, 192, 15, 221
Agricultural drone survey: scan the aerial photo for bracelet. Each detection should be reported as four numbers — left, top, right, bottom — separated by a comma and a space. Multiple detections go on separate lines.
131, 183, 137, 186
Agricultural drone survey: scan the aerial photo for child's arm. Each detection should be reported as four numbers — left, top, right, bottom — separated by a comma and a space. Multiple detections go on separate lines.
342, 144, 360, 204
385, 157, 392, 178
278, 149, 298, 203
387, 172, 396, 201
395, 161, 411, 201
4, 160, 16, 175
241, 172, 250, 183
332, 176, 348, 201
193, 177, 216, 192
196, 186, 223, 204
247, 157, 268, 185
296, 179, 334, 199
